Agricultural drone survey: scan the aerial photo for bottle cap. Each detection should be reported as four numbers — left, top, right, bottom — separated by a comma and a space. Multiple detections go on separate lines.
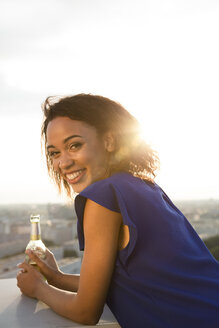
30, 214, 40, 223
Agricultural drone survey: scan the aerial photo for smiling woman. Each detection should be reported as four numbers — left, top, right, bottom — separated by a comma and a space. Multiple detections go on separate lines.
16, 93, 219, 328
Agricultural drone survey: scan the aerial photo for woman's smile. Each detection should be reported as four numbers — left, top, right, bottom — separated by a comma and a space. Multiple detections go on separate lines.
65, 169, 86, 185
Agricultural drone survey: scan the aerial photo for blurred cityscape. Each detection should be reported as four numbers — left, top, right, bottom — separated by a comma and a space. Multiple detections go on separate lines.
0, 199, 219, 278
176, 199, 219, 239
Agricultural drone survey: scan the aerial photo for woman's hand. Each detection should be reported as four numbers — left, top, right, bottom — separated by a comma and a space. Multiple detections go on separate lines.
25, 248, 61, 286
17, 261, 46, 299
44, 248, 60, 272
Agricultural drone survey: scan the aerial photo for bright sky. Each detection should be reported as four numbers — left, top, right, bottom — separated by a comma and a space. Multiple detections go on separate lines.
0, 0, 219, 204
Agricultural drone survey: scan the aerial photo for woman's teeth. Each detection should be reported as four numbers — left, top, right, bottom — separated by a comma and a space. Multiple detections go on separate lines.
66, 170, 83, 180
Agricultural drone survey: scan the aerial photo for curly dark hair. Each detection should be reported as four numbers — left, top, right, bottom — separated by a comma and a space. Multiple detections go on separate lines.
41, 93, 159, 198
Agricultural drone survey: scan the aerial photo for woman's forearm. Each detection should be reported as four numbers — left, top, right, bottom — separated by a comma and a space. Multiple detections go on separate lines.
35, 280, 99, 325
50, 271, 80, 292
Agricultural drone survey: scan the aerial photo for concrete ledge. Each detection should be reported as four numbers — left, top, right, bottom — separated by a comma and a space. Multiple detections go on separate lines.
0, 278, 120, 327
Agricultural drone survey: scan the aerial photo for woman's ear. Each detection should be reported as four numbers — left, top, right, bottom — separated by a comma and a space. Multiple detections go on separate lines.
104, 131, 116, 152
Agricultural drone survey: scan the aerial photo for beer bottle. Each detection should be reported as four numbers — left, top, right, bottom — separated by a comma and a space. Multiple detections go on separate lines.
25, 214, 46, 267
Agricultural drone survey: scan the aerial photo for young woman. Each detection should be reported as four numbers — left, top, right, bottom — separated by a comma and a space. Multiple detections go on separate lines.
17, 94, 219, 327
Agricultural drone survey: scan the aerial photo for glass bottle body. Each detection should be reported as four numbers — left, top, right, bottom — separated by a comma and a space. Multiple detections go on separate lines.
25, 214, 46, 265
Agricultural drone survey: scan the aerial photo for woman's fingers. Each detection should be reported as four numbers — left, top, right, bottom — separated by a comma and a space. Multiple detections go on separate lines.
44, 248, 60, 271
25, 250, 44, 267
17, 262, 35, 282
25, 249, 54, 279
17, 261, 31, 272
46, 248, 53, 256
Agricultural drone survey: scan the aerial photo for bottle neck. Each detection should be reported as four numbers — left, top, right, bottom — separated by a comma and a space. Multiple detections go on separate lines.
30, 222, 41, 241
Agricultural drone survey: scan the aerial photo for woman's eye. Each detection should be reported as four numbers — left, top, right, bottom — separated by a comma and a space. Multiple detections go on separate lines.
48, 151, 59, 158
69, 143, 82, 150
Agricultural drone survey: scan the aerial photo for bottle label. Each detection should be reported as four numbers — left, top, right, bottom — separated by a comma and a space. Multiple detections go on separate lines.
30, 234, 41, 240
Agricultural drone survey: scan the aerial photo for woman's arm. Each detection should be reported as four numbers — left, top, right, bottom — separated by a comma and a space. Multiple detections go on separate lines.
17, 199, 122, 325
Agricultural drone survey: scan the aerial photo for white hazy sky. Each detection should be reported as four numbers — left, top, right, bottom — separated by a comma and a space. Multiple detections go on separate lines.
0, 0, 219, 204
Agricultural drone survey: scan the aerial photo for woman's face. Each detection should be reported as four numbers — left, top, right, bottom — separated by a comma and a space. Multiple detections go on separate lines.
46, 117, 111, 193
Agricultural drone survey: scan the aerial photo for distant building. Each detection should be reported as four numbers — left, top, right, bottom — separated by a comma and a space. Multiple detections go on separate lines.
41, 219, 77, 245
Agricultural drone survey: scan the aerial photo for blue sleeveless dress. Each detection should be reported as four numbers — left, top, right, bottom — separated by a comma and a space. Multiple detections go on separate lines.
75, 172, 219, 328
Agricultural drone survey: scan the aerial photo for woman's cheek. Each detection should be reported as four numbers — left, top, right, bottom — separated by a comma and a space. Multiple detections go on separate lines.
52, 158, 59, 171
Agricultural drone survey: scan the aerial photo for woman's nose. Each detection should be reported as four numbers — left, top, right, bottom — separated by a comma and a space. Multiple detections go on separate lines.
58, 154, 74, 170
